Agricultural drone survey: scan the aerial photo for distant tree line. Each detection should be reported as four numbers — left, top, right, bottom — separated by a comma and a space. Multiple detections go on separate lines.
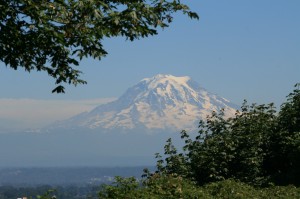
0, 185, 99, 199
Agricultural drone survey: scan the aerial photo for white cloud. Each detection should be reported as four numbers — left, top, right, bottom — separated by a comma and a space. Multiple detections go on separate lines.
0, 98, 116, 131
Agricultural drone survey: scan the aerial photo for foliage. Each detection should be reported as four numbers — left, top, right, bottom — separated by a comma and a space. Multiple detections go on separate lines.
0, 185, 100, 199
99, 176, 140, 199
203, 180, 300, 199
267, 83, 300, 185
279, 83, 300, 133
155, 83, 300, 186
98, 174, 210, 199
98, 176, 300, 199
37, 189, 57, 199
3, 178, 299, 199
0, 0, 198, 93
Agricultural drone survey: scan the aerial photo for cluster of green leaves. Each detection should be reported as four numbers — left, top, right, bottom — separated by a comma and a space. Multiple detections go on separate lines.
99, 174, 210, 199
98, 176, 300, 199
155, 83, 300, 187
0, 0, 198, 93
36, 190, 57, 199
201, 180, 300, 198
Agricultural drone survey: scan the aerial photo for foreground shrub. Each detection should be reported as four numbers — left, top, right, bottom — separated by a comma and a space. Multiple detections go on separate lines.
98, 176, 300, 199
155, 83, 300, 187
98, 174, 210, 199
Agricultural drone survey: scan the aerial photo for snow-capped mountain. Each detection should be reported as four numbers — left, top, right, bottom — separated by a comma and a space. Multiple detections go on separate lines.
53, 74, 238, 132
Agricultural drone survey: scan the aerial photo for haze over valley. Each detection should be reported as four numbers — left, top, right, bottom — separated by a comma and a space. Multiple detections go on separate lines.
0, 74, 238, 168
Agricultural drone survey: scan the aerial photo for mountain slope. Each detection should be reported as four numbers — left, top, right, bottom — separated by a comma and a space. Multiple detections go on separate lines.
54, 74, 238, 132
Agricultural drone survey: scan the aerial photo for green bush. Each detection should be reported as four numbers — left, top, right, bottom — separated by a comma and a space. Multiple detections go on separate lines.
154, 83, 300, 187
98, 177, 300, 199
98, 174, 212, 199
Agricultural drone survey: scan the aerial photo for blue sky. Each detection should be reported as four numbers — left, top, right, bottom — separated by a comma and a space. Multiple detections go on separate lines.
0, 0, 299, 130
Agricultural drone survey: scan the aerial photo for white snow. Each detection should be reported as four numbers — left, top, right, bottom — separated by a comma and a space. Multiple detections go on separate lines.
54, 74, 238, 133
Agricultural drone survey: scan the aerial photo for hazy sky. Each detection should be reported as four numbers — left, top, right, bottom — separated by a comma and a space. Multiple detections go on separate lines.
0, 0, 299, 131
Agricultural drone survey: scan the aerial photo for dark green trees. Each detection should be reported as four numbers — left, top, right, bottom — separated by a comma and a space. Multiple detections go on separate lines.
0, 0, 198, 93
157, 84, 300, 186
267, 83, 300, 185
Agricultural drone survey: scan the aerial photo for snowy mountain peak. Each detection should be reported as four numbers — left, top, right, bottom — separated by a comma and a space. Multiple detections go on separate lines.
142, 74, 190, 85
141, 74, 192, 93
54, 75, 238, 133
